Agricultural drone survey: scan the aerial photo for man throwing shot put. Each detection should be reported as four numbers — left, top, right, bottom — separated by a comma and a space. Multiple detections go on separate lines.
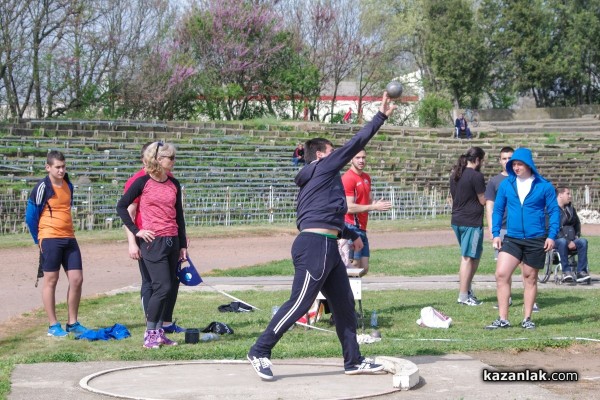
247, 92, 397, 380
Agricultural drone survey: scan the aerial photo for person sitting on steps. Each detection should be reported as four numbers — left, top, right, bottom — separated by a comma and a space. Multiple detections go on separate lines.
455, 113, 472, 139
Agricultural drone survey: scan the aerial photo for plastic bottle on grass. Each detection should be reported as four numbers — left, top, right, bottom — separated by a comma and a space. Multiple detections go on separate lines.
201, 333, 219, 342
370, 310, 378, 328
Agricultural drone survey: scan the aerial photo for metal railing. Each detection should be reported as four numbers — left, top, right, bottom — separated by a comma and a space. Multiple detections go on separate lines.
2, 183, 599, 235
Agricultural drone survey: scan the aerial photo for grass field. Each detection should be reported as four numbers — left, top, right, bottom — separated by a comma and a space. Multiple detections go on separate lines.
206, 236, 600, 277
1, 218, 599, 399
2, 239, 600, 398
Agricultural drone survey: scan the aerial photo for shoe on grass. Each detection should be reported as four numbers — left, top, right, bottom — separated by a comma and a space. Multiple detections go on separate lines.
143, 329, 161, 349
457, 297, 482, 306
485, 318, 510, 330
247, 353, 273, 380
532, 303, 540, 312
521, 318, 536, 329
66, 321, 88, 335
157, 329, 178, 346
162, 320, 186, 333
47, 323, 68, 337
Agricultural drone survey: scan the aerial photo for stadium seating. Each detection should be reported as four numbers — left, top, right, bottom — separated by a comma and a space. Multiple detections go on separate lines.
0, 116, 599, 232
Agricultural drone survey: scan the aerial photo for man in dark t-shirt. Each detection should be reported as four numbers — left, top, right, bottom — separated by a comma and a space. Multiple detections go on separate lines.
450, 147, 486, 306
485, 147, 514, 258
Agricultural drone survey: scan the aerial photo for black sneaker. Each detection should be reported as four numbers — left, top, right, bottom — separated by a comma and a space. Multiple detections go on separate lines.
485, 318, 510, 330
345, 358, 385, 375
521, 318, 536, 329
562, 271, 575, 283
576, 271, 591, 283
247, 353, 273, 380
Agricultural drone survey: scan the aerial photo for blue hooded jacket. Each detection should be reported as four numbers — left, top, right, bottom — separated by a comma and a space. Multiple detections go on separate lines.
492, 148, 560, 240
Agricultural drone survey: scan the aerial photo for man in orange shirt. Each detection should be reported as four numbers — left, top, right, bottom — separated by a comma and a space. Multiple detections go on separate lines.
25, 151, 87, 337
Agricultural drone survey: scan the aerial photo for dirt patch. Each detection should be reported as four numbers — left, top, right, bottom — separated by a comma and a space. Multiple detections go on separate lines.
473, 343, 600, 399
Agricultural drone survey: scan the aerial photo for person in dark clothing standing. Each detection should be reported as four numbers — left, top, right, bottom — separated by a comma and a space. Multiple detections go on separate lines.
450, 147, 486, 306
247, 93, 397, 380
117, 142, 187, 349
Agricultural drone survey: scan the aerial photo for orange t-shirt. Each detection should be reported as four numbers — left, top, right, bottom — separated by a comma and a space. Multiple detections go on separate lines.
38, 183, 75, 240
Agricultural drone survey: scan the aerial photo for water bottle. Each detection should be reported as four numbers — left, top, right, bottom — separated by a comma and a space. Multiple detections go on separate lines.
370, 310, 378, 328
200, 332, 220, 342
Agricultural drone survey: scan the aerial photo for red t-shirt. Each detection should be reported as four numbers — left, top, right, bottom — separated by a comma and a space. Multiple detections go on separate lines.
124, 168, 174, 229
342, 169, 372, 230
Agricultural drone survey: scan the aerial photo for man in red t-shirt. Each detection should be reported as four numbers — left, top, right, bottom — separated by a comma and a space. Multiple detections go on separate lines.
341, 149, 392, 275
123, 143, 185, 334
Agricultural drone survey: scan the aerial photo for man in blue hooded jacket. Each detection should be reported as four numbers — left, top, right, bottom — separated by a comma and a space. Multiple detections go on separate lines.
247, 93, 397, 380
486, 148, 560, 330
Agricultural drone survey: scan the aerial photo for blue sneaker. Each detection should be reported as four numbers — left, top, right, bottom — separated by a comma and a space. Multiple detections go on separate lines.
47, 323, 68, 337
162, 321, 186, 333
247, 353, 273, 380
66, 321, 88, 335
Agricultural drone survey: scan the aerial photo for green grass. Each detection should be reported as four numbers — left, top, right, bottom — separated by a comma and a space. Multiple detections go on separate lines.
1, 287, 599, 395
207, 236, 600, 277
2, 219, 599, 399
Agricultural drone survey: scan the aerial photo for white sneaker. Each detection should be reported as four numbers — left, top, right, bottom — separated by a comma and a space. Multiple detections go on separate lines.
458, 297, 482, 306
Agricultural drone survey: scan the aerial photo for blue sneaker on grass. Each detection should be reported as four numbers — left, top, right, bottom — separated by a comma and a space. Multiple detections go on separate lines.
66, 321, 88, 335
47, 323, 68, 337
162, 321, 186, 333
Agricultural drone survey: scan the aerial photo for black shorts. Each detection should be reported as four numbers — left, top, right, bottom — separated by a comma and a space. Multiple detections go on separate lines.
40, 238, 82, 272
500, 236, 547, 269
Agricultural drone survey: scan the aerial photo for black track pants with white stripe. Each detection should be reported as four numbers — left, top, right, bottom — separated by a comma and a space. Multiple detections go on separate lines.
250, 231, 361, 369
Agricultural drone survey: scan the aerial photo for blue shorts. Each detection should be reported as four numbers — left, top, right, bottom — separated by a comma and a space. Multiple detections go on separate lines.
40, 238, 83, 272
452, 225, 483, 259
345, 223, 370, 259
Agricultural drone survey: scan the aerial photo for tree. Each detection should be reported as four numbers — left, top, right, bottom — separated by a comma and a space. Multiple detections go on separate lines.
179, 0, 287, 120
422, 0, 490, 109
477, 0, 600, 107
27, 0, 80, 118
0, 0, 31, 118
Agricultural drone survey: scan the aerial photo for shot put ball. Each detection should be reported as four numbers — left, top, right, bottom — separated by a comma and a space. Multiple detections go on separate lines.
385, 81, 403, 99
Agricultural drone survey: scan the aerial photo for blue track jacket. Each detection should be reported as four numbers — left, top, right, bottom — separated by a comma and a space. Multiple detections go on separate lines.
25, 174, 74, 244
492, 148, 559, 240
